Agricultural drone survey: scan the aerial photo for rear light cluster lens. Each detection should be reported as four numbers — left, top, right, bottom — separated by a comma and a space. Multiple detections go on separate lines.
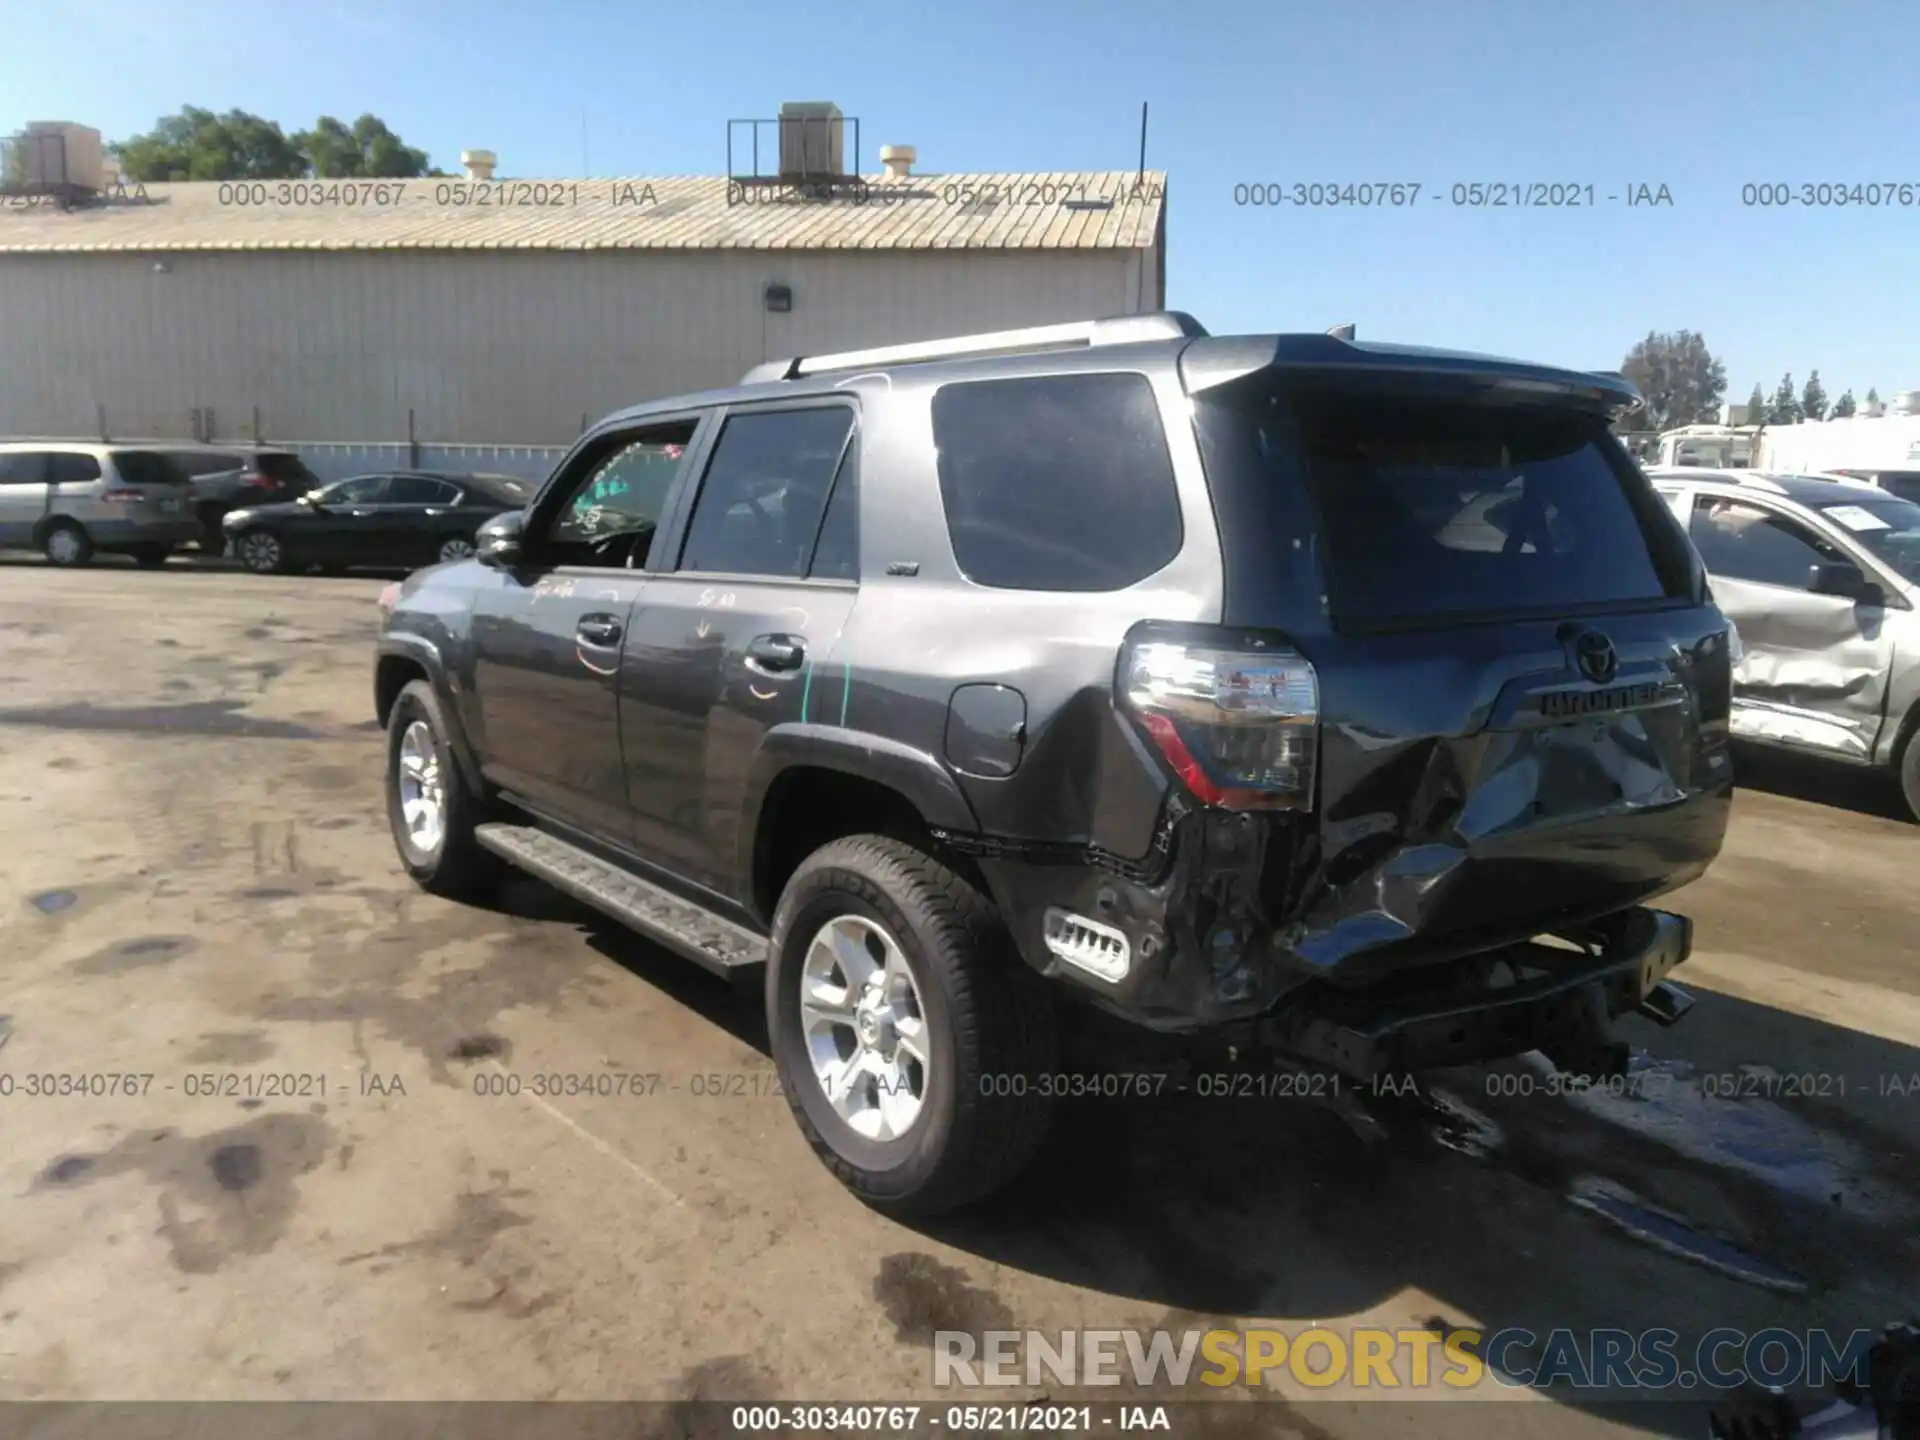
241, 472, 276, 490
1120, 634, 1320, 811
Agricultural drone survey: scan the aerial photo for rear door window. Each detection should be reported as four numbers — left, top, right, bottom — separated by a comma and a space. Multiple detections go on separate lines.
1278, 394, 1677, 624
930, 372, 1183, 592
677, 407, 855, 578
387, 475, 462, 505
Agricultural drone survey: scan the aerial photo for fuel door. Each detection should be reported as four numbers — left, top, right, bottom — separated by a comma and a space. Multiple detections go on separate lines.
944, 684, 1028, 778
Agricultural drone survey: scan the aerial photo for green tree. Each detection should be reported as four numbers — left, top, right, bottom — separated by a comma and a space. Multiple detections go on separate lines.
112, 106, 307, 181
1745, 382, 1766, 425
1868, 387, 1883, 412
1831, 389, 1857, 419
1801, 370, 1829, 422
291, 114, 432, 178
1769, 373, 1803, 424
1619, 330, 1728, 431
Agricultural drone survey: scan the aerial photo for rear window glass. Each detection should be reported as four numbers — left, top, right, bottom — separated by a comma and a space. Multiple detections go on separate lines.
255, 453, 320, 487
111, 451, 191, 486
1232, 391, 1673, 624
931, 373, 1183, 592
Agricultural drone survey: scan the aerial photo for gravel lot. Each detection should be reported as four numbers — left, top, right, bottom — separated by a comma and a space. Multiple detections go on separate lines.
1, 558, 1917, 1438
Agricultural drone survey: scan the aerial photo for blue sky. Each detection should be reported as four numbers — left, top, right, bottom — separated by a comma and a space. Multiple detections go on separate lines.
6, 0, 1911, 409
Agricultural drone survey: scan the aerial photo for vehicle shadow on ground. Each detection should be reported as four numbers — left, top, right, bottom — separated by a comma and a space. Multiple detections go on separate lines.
574, 899, 1919, 1437
1733, 741, 1912, 823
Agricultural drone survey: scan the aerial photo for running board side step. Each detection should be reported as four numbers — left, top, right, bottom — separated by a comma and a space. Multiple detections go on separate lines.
474, 823, 767, 977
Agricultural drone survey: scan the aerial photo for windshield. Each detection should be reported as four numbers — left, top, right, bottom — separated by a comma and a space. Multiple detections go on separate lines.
1814, 494, 1920, 583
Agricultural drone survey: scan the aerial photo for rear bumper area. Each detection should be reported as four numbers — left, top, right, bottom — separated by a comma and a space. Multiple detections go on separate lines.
1256, 907, 1693, 1079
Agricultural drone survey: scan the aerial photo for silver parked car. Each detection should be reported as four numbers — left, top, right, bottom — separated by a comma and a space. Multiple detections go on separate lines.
0, 442, 203, 567
1647, 466, 1920, 817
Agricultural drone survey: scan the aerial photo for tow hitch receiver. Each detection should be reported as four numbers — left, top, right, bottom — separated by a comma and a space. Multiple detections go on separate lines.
1260, 908, 1693, 1081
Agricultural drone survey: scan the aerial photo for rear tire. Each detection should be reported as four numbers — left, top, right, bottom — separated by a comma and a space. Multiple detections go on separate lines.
766, 834, 1055, 1216
385, 679, 501, 900
234, 528, 288, 575
41, 521, 94, 568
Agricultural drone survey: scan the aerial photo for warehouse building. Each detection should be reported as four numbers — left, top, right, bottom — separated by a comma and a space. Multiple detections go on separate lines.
0, 115, 1167, 448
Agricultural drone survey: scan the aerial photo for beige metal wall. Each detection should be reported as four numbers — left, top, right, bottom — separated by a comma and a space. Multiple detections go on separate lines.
0, 245, 1159, 445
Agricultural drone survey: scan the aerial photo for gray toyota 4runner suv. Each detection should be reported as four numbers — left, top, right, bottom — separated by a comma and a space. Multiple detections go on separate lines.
374, 313, 1735, 1214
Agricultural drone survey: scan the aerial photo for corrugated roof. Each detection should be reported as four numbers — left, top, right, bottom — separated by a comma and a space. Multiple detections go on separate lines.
0, 171, 1165, 254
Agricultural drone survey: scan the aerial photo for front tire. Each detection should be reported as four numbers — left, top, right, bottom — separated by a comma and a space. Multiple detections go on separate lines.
234, 528, 288, 574
384, 679, 501, 899
767, 835, 1055, 1215
1899, 726, 1920, 823
41, 521, 94, 568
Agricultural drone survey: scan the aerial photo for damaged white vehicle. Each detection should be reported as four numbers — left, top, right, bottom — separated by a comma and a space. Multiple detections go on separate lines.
1647, 467, 1920, 819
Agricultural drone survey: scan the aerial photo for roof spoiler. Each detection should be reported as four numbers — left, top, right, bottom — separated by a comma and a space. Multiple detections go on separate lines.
739, 311, 1209, 385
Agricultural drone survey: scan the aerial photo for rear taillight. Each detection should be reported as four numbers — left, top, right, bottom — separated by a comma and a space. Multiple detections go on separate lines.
241, 472, 276, 490
99, 489, 145, 503
1119, 627, 1320, 811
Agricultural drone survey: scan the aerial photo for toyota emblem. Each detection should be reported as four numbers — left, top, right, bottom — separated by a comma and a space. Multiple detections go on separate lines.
1574, 630, 1618, 684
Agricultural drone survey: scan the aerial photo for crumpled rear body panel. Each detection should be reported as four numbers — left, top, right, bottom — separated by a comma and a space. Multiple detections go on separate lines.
1274, 607, 1734, 986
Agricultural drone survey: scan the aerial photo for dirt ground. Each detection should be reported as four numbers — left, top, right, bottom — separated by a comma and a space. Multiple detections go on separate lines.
1, 557, 1916, 1439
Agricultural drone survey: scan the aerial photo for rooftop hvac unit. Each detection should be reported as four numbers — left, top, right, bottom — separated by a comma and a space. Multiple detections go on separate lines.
2, 122, 106, 194
777, 102, 845, 180
1890, 390, 1920, 416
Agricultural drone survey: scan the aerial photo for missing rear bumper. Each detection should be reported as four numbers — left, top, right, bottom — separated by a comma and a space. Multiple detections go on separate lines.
1259, 907, 1693, 1081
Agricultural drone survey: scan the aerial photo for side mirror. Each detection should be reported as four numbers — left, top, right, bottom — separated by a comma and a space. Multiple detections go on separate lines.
477, 510, 526, 569
1807, 560, 1875, 601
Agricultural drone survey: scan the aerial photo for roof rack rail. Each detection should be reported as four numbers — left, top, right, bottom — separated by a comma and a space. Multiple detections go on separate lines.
739, 311, 1209, 385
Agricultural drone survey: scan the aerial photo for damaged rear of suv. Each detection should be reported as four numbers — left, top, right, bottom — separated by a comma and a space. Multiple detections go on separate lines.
377, 312, 1734, 1215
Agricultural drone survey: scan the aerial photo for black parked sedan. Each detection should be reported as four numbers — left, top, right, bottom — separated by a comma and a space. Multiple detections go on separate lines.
223, 471, 531, 574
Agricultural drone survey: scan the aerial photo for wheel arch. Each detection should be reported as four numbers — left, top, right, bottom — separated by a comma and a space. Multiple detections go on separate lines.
741, 725, 983, 925
375, 637, 486, 796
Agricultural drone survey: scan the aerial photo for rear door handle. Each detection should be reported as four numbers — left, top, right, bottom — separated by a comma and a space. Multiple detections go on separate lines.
745, 633, 805, 672
576, 613, 624, 647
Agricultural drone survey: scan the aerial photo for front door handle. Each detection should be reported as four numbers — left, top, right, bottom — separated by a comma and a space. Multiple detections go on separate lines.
576, 613, 624, 647
745, 633, 805, 672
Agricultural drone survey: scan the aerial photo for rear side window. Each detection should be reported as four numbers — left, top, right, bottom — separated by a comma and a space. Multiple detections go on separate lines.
164, 453, 245, 477
931, 373, 1183, 592
1285, 394, 1674, 624
387, 475, 461, 504
110, 451, 190, 486
48, 453, 103, 484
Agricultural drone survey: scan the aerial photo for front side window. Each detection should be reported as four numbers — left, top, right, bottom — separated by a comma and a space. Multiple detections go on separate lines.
677, 407, 855, 578
931, 372, 1183, 592
321, 475, 392, 505
543, 423, 697, 568
1688, 498, 1842, 588
1811, 494, 1920, 584
0, 452, 49, 485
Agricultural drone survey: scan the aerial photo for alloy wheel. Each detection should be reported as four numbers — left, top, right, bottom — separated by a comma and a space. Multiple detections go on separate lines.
239, 531, 281, 573
395, 720, 446, 855
799, 914, 930, 1141
438, 537, 477, 563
